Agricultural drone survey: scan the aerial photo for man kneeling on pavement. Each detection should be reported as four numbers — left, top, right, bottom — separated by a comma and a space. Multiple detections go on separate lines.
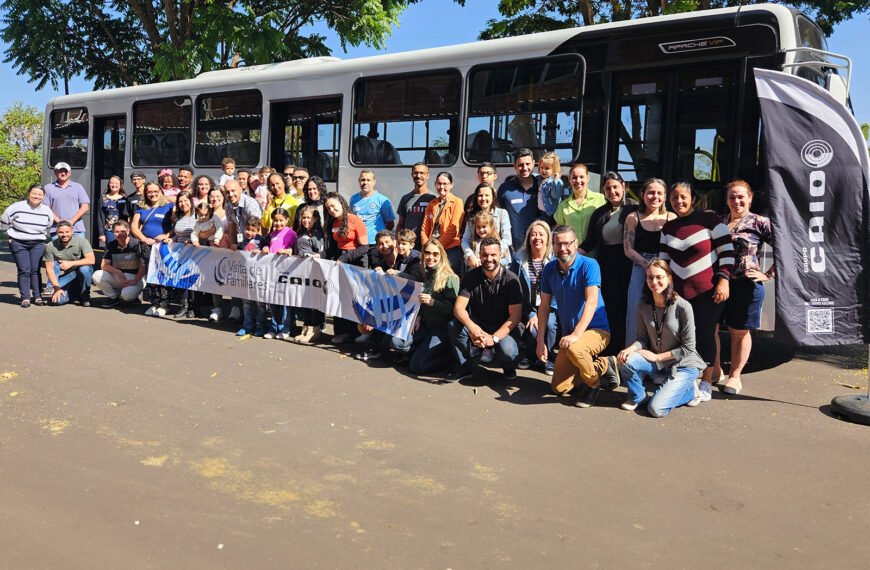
92, 219, 145, 307
448, 236, 522, 381
43, 220, 95, 306
536, 225, 619, 407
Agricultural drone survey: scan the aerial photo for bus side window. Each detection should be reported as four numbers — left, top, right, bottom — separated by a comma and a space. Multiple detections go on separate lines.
465, 55, 584, 165
352, 70, 461, 166
49, 108, 89, 169
132, 97, 192, 167
195, 90, 262, 167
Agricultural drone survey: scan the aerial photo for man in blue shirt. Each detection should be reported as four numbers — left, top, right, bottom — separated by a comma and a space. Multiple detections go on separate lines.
44, 162, 90, 238
350, 169, 396, 242
497, 148, 541, 251
537, 225, 619, 408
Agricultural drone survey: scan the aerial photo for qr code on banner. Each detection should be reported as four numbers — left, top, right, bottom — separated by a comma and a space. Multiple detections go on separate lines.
806, 308, 833, 334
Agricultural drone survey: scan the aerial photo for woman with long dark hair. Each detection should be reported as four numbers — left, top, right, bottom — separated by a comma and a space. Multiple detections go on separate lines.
579, 171, 637, 352
659, 181, 734, 402
617, 259, 706, 417
95, 175, 131, 246
324, 192, 370, 344
460, 182, 512, 270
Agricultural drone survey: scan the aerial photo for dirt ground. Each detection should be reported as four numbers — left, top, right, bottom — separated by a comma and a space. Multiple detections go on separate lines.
0, 249, 868, 569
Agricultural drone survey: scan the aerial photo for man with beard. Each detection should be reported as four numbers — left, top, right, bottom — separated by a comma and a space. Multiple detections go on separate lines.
447, 236, 522, 382
536, 225, 619, 408
43, 220, 95, 306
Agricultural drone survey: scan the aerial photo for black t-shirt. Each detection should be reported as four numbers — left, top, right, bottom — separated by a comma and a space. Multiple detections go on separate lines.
458, 267, 523, 333
397, 190, 435, 248
104, 240, 142, 274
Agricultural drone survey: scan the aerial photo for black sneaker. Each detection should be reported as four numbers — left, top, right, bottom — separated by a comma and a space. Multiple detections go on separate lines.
503, 366, 518, 380
516, 357, 530, 370
600, 356, 621, 391
444, 366, 473, 383
80, 299, 91, 308
103, 298, 120, 309
355, 348, 382, 362
574, 385, 601, 408
187, 308, 196, 318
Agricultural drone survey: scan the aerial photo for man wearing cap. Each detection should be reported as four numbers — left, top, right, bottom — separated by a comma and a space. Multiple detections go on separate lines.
44, 162, 90, 237
129, 170, 146, 211
43, 220, 95, 306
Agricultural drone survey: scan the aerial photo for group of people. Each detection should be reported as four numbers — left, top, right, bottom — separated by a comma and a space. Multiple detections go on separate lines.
1, 149, 774, 417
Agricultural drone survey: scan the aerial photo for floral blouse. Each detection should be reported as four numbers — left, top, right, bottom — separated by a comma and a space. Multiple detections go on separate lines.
723, 212, 774, 279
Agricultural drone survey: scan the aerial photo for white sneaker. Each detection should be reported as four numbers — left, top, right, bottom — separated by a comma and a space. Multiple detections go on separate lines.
698, 380, 713, 402
275, 332, 289, 341
479, 348, 495, 364
154, 307, 167, 317
228, 306, 241, 321
144, 305, 157, 316
209, 308, 222, 322
621, 395, 646, 411
263, 332, 275, 339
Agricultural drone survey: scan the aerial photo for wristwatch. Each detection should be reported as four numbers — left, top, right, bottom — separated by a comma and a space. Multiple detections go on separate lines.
492, 335, 500, 344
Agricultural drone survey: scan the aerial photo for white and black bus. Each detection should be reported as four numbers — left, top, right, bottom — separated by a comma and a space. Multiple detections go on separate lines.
44, 3, 852, 243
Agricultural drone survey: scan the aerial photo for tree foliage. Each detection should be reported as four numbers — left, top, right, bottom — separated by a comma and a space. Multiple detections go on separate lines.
0, 103, 42, 212
1, 0, 418, 90
471, 1, 869, 39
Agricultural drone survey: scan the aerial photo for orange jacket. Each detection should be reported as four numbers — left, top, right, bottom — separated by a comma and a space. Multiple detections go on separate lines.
420, 193, 464, 250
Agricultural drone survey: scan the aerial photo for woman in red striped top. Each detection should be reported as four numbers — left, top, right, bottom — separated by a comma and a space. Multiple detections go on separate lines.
659, 182, 734, 402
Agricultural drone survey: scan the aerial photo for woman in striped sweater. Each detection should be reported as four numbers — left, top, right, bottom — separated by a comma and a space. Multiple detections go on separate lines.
659, 182, 734, 402
1, 184, 54, 307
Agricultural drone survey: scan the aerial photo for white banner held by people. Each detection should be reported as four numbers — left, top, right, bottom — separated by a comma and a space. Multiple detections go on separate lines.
146, 243, 422, 340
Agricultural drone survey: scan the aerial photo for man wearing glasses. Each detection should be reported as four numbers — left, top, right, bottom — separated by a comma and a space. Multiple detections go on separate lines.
536, 225, 619, 408
44, 162, 89, 238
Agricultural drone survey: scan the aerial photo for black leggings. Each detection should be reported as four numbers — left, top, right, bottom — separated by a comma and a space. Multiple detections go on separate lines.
688, 290, 725, 366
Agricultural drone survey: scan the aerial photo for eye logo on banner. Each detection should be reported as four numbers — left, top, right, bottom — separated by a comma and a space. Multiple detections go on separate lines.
801, 140, 834, 168
343, 265, 418, 337
214, 256, 232, 286
155, 243, 209, 289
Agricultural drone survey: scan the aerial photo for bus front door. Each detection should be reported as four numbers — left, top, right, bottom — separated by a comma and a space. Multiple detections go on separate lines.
91, 114, 126, 247
269, 97, 342, 190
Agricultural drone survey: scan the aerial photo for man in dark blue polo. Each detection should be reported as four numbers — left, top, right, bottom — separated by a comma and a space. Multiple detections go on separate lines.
497, 148, 541, 251
536, 225, 619, 408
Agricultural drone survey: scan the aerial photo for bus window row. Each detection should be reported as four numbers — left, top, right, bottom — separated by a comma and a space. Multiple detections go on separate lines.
48, 54, 586, 173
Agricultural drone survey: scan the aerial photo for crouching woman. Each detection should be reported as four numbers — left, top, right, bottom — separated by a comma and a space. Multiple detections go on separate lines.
617, 259, 706, 417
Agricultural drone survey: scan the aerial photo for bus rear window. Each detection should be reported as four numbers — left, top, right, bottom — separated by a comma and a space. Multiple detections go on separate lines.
195, 90, 262, 167
132, 97, 192, 166
49, 108, 89, 169
466, 56, 583, 165
352, 70, 461, 166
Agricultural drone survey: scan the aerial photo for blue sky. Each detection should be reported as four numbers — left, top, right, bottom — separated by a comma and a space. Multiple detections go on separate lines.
0, 1, 866, 127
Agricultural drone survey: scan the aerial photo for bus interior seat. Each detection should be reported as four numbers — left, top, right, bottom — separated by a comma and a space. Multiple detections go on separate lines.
353, 136, 378, 164
424, 149, 442, 165
378, 140, 401, 164
466, 130, 492, 163
136, 134, 160, 165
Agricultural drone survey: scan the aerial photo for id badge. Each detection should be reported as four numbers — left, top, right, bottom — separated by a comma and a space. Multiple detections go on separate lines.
237, 232, 244, 245
535, 293, 541, 307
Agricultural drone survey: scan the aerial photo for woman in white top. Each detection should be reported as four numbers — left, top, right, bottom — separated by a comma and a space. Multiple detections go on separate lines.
1, 184, 54, 306
460, 182, 512, 270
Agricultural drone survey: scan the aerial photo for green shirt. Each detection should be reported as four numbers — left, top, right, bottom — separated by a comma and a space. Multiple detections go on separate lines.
43, 235, 93, 264
554, 191, 606, 244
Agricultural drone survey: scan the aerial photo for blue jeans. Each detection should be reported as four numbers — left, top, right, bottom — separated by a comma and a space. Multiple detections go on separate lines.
405, 322, 453, 374
10, 239, 46, 299
53, 262, 93, 305
523, 311, 558, 363
269, 305, 296, 334
448, 318, 519, 372
242, 299, 267, 334
620, 352, 701, 417
625, 254, 657, 345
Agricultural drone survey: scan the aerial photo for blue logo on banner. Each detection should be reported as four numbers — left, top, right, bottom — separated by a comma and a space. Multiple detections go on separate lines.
342, 265, 417, 337
154, 243, 210, 289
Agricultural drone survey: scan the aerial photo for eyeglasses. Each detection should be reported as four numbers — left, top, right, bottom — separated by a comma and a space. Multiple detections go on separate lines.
479, 170, 496, 176
283, 172, 293, 177
553, 239, 576, 249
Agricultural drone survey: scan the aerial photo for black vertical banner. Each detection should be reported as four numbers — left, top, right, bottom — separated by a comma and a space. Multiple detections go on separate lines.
754, 69, 869, 346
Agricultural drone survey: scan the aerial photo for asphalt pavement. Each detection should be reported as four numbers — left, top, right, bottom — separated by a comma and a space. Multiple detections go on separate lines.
0, 250, 868, 569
